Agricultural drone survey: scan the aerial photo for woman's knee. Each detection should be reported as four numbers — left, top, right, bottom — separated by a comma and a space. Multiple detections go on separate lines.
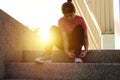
49, 25, 59, 33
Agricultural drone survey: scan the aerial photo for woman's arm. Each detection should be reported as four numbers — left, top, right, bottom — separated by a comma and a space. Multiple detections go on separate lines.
61, 31, 69, 53
81, 17, 89, 53
61, 31, 75, 59
84, 30, 89, 52
80, 30, 89, 58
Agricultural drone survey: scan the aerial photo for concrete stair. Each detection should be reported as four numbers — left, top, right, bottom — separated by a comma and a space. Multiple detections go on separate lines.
4, 62, 120, 80
2, 79, 34, 80
2, 50, 120, 80
23, 50, 120, 63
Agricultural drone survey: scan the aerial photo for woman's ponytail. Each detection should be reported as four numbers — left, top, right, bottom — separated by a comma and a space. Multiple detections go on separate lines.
62, 0, 75, 14
67, 0, 72, 3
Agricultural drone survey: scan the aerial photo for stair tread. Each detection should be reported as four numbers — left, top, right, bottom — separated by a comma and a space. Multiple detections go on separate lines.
2, 79, 35, 80
5, 62, 120, 64
5, 62, 120, 80
23, 50, 120, 63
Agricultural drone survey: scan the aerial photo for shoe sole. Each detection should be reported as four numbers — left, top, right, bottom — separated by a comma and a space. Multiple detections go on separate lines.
35, 60, 44, 64
35, 60, 51, 64
75, 60, 83, 63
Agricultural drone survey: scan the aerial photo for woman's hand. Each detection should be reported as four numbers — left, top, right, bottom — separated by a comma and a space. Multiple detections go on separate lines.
67, 52, 75, 59
79, 50, 88, 58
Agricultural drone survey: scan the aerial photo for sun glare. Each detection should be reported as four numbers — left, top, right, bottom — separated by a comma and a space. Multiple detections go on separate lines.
0, 0, 65, 44
38, 29, 50, 43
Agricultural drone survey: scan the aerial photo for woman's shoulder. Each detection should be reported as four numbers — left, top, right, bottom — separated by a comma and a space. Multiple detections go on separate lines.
75, 15, 84, 20
58, 17, 66, 24
59, 17, 65, 21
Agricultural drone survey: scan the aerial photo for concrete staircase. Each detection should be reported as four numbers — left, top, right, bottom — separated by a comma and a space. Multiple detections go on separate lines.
2, 50, 120, 80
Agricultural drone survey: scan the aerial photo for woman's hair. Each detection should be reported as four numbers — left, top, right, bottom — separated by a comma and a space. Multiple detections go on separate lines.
62, 0, 76, 14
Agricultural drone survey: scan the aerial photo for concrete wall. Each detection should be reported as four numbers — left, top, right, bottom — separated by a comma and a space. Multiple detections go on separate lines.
0, 9, 43, 79
114, 0, 120, 49
101, 34, 115, 49
0, 9, 41, 62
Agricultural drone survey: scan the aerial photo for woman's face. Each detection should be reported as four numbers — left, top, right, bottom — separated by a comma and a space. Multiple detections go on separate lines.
64, 12, 75, 22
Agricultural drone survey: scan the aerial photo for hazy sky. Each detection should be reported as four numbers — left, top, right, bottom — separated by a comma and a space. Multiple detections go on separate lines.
0, 0, 66, 30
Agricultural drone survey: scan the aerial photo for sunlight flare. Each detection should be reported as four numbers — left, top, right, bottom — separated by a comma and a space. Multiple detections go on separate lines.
38, 29, 50, 43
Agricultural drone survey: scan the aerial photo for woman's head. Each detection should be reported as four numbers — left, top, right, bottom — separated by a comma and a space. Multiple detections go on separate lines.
62, 0, 76, 14
61, 0, 76, 22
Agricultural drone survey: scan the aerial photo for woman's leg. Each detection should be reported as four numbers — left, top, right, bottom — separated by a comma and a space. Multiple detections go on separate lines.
46, 24, 85, 55
49, 25, 64, 50
45, 25, 63, 55
69, 24, 85, 56
35, 26, 64, 62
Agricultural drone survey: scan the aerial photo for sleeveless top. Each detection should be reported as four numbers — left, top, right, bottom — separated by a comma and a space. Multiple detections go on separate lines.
58, 15, 87, 35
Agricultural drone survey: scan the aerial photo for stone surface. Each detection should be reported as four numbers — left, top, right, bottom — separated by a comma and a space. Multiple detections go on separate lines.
2, 79, 33, 80
0, 9, 41, 62
2, 79, 35, 80
22, 50, 44, 62
22, 50, 120, 63
5, 62, 120, 80
0, 61, 5, 79
83, 50, 120, 63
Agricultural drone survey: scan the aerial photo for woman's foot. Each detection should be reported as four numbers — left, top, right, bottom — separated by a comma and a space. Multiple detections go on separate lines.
75, 57, 83, 63
35, 56, 51, 63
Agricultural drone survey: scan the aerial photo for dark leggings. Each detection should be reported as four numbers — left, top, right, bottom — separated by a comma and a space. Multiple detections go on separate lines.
47, 25, 85, 55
